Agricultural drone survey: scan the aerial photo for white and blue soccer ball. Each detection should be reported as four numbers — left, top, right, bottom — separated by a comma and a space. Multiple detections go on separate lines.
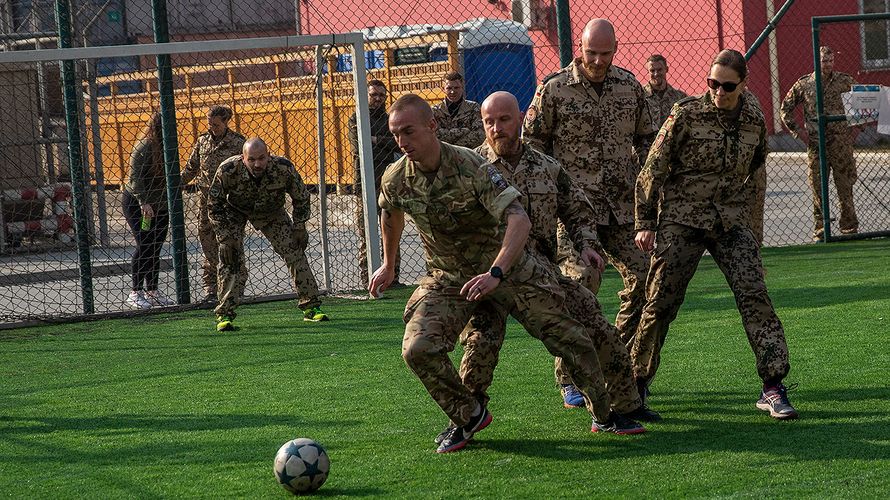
273, 438, 330, 494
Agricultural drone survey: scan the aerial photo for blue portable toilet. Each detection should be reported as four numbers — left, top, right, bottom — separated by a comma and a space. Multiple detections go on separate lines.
431, 18, 536, 111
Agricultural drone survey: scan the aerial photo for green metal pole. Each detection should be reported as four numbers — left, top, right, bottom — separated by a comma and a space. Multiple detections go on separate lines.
555, 0, 573, 67
55, 0, 94, 314
151, 0, 190, 303
811, 18, 832, 242
745, 0, 796, 61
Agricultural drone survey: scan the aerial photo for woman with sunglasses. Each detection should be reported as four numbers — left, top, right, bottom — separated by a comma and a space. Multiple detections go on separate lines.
631, 49, 797, 420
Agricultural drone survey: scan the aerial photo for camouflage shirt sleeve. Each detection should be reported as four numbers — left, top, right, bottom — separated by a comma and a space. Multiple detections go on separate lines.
633, 84, 658, 167
555, 165, 600, 253
779, 80, 804, 133
282, 158, 311, 223
181, 137, 202, 185
636, 103, 683, 231
476, 162, 523, 222
522, 81, 555, 155
207, 160, 233, 231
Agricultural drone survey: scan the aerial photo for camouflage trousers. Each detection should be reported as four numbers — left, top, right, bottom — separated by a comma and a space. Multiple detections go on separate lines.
749, 166, 767, 246
459, 272, 642, 413
354, 195, 400, 286
196, 193, 247, 297
558, 221, 649, 348
214, 209, 321, 319
631, 222, 791, 386
402, 252, 612, 426
807, 134, 858, 235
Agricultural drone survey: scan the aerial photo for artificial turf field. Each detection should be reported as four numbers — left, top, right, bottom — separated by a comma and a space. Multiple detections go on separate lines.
1, 239, 888, 498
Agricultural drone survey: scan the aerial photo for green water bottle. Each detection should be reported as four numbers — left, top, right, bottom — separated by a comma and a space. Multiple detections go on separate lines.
140, 215, 151, 230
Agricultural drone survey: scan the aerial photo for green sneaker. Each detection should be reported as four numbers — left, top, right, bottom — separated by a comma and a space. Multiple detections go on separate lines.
302, 306, 329, 322
216, 315, 235, 331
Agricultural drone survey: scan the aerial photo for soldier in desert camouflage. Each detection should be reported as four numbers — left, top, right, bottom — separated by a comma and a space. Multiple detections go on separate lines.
370, 94, 647, 454
182, 105, 247, 302
633, 50, 797, 420
208, 138, 328, 331
445, 92, 660, 444
523, 18, 657, 402
643, 54, 688, 129
780, 46, 859, 241
431, 72, 485, 148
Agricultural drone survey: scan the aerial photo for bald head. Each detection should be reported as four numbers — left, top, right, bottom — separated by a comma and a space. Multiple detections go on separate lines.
579, 19, 617, 82
581, 18, 616, 49
481, 91, 520, 116
481, 91, 522, 157
242, 137, 270, 176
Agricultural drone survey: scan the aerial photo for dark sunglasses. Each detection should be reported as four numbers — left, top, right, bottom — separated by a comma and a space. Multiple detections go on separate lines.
707, 78, 742, 92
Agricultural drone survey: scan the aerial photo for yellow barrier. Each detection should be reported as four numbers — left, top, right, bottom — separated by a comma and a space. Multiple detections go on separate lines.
85, 32, 459, 187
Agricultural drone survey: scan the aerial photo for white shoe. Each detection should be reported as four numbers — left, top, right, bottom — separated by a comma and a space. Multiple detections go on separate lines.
146, 289, 176, 306
127, 290, 152, 310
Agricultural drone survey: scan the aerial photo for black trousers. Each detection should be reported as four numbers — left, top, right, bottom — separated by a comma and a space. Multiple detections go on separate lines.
122, 190, 169, 291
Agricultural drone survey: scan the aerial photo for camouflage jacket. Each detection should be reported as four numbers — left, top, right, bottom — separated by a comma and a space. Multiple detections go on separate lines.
432, 99, 485, 148
348, 106, 399, 193
780, 71, 856, 137
636, 92, 767, 232
208, 155, 311, 235
644, 83, 688, 129
379, 142, 521, 284
475, 142, 599, 263
523, 59, 657, 225
182, 129, 246, 192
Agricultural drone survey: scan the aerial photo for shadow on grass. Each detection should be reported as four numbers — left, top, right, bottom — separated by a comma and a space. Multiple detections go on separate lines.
676, 282, 888, 314
0, 413, 361, 436
476, 385, 890, 462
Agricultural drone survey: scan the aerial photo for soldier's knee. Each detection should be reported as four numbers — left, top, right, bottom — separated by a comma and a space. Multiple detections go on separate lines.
401, 333, 438, 369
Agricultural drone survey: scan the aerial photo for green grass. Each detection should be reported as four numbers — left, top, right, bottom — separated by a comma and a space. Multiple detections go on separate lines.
1, 239, 889, 498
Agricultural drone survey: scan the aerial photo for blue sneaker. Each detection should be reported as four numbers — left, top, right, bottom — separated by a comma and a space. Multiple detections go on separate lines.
561, 384, 585, 408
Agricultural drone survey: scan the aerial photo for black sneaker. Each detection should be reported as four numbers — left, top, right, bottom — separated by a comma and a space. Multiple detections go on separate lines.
434, 424, 457, 445
621, 404, 663, 423
756, 383, 799, 420
591, 411, 646, 435
436, 406, 492, 453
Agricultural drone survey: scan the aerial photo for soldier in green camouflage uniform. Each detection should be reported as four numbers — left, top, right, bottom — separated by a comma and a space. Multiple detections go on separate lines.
643, 54, 688, 129
524, 19, 657, 351
208, 138, 328, 331
182, 105, 247, 301
780, 46, 858, 240
371, 94, 646, 453
633, 50, 797, 420
431, 72, 485, 148
455, 92, 657, 423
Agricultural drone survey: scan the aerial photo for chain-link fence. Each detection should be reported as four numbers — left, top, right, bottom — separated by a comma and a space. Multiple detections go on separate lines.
2, 0, 889, 325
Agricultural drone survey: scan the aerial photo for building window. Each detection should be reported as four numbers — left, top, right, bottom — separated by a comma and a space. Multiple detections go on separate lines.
861, 0, 890, 69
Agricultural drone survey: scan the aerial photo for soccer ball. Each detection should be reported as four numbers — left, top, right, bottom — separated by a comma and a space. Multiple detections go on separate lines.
273, 438, 330, 494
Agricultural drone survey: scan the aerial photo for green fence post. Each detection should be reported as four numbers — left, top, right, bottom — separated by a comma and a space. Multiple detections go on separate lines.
555, 0, 573, 67
54, 0, 94, 314
811, 18, 832, 242
151, 0, 191, 303
745, 0, 796, 61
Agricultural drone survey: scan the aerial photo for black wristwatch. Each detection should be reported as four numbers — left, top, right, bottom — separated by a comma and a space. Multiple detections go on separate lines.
489, 266, 504, 280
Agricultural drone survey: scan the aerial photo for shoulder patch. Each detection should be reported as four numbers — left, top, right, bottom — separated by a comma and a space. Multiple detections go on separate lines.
485, 163, 509, 190
525, 104, 538, 125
